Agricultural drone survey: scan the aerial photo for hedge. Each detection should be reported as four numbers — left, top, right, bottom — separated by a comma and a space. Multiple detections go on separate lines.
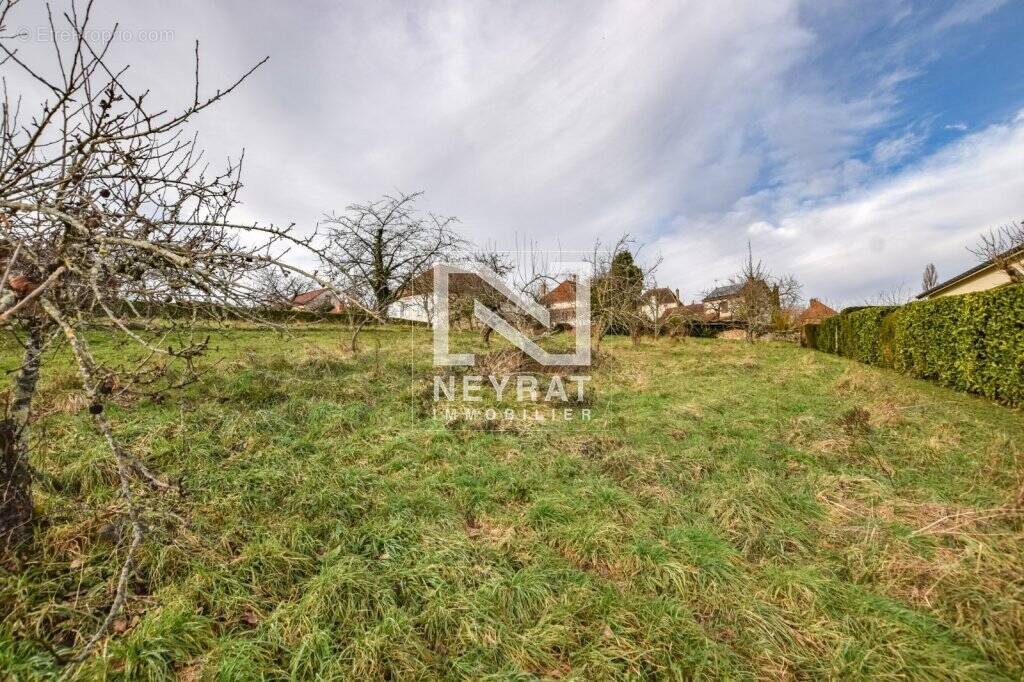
809, 284, 1024, 406
106, 300, 373, 325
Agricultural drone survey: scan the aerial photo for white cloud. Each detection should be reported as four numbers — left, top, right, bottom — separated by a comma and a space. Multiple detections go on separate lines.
932, 0, 1009, 31
747, 221, 798, 239
0, 0, 864, 244
655, 112, 1024, 306
1, 1, 1017, 306
872, 131, 925, 166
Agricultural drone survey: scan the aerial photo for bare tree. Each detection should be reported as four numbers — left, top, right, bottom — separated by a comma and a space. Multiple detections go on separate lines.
729, 242, 802, 343
643, 282, 680, 339
588, 236, 659, 349
466, 249, 514, 346
869, 284, 912, 307
321, 191, 464, 351
922, 262, 938, 292
0, 1, 371, 660
252, 267, 314, 309
969, 220, 1024, 283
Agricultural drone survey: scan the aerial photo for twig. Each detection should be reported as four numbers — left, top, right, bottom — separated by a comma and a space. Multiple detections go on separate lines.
0, 265, 66, 323
40, 298, 144, 661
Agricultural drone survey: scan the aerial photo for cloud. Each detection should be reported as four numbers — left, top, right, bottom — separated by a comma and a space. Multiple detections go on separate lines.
654, 112, 1024, 306
747, 221, 798, 239
1, 1, 1019, 306
1, 1, 866, 238
872, 131, 926, 166
932, 0, 1009, 31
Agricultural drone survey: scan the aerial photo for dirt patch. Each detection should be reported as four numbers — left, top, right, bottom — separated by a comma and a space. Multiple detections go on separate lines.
836, 407, 871, 434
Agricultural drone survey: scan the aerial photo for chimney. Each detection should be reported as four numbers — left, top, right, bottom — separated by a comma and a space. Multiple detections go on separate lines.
810, 298, 820, 306
539, 281, 548, 297
675, 288, 680, 302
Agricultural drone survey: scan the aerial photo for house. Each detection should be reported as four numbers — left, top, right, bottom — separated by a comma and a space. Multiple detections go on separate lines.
290, 288, 347, 314
702, 283, 744, 320
916, 244, 1024, 300
642, 287, 681, 320
796, 298, 837, 326
539, 278, 578, 327
387, 269, 490, 323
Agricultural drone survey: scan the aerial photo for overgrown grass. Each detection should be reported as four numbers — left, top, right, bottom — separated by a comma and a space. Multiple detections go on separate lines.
1, 326, 1022, 679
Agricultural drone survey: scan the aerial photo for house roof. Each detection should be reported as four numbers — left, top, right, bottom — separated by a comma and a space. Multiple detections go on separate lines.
916, 243, 1024, 299
540, 279, 577, 305
398, 269, 491, 298
659, 303, 706, 323
797, 298, 837, 325
703, 283, 743, 301
644, 287, 680, 305
291, 288, 331, 305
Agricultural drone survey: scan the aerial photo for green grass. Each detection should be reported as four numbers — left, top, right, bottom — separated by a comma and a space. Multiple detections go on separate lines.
1, 326, 1022, 680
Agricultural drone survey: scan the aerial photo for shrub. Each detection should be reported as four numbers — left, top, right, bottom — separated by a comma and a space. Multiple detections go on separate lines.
815, 306, 897, 363
105, 300, 372, 325
814, 285, 1024, 406
801, 323, 818, 349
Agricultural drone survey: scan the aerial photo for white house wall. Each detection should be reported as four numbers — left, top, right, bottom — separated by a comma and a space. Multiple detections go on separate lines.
388, 294, 433, 323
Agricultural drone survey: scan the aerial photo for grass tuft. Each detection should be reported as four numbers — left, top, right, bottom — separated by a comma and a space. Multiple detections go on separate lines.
2, 327, 1022, 678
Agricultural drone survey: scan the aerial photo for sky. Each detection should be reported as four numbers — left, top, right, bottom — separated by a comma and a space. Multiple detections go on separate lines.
5, 0, 1024, 306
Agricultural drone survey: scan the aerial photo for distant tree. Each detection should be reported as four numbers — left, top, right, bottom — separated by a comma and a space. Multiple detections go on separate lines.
869, 285, 912, 307
253, 268, 314, 309
589, 237, 657, 348
922, 263, 938, 292
729, 243, 802, 343
969, 220, 1024, 283
321, 191, 464, 351
466, 249, 514, 346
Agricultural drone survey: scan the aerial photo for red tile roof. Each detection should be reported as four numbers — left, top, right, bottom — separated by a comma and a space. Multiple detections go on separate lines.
291, 288, 330, 305
797, 298, 837, 325
539, 279, 577, 305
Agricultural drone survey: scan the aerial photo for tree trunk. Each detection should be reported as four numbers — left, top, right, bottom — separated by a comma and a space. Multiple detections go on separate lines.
592, 318, 607, 352
630, 323, 641, 346
349, 317, 370, 354
1, 322, 45, 554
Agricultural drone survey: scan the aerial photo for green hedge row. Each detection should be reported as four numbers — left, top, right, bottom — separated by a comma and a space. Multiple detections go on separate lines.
810, 284, 1024, 406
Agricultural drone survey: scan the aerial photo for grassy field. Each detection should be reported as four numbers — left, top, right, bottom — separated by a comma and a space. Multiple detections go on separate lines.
1, 326, 1022, 680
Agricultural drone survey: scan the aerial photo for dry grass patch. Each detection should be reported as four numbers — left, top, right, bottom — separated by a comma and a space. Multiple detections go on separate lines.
4, 329, 1024, 679
832, 367, 887, 396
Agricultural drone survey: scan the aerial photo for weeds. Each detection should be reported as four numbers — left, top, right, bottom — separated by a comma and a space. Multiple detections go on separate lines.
1, 327, 1022, 678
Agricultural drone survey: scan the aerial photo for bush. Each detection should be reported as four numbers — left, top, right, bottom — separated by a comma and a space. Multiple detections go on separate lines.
801, 323, 818, 348
106, 300, 372, 325
813, 285, 1024, 406
661, 314, 718, 338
